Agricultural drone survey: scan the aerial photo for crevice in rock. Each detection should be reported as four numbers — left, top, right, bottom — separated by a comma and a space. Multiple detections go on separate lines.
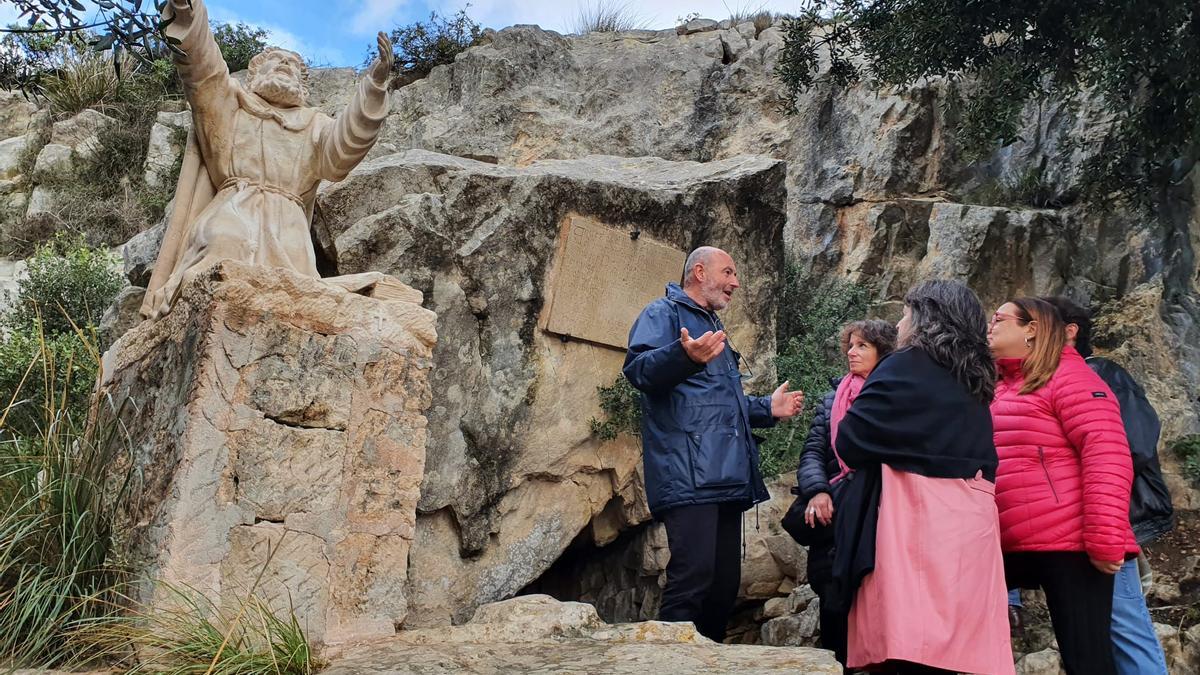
260, 410, 347, 433
254, 515, 284, 524
720, 38, 736, 66
519, 519, 663, 624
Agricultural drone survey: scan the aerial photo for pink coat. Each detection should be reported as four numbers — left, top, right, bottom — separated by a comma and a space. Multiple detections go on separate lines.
849, 466, 1015, 674
991, 347, 1139, 562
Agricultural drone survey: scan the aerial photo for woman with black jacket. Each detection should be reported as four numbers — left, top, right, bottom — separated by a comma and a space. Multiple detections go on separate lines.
793, 319, 897, 668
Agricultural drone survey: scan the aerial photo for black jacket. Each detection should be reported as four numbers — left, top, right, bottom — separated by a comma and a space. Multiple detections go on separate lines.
1088, 356, 1174, 545
827, 348, 998, 614
794, 378, 841, 500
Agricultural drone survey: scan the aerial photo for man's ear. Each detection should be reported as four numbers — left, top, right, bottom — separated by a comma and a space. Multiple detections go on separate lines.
1065, 323, 1079, 342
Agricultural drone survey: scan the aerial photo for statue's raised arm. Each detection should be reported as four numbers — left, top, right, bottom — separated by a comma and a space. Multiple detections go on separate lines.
161, 0, 233, 111
318, 32, 394, 181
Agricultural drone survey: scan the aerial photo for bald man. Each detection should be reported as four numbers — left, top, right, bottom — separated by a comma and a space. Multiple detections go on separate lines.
623, 246, 803, 641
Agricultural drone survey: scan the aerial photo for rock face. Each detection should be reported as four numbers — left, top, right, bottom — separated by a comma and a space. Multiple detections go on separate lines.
315, 149, 787, 625
99, 262, 438, 646
367, 23, 1200, 471
321, 594, 842, 674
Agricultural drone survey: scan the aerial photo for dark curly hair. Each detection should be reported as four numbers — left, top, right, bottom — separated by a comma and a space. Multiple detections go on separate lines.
840, 319, 898, 358
903, 280, 996, 403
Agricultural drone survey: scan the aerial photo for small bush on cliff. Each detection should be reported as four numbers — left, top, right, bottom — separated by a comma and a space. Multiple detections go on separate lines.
589, 375, 641, 441
1174, 435, 1200, 488
573, 1, 645, 34
385, 8, 485, 88
757, 271, 870, 478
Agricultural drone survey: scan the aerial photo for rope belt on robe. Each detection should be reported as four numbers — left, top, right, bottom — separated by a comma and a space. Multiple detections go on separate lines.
218, 176, 305, 208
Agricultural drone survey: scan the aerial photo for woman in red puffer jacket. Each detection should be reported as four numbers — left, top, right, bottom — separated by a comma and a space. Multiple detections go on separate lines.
989, 297, 1139, 675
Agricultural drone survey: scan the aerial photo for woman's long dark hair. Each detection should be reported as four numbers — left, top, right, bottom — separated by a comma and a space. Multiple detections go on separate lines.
903, 280, 996, 403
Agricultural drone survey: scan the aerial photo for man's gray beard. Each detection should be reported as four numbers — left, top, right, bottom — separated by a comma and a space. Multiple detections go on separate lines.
251, 74, 305, 108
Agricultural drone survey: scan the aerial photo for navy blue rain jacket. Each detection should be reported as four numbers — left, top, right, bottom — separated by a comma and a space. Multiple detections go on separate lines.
622, 282, 775, 516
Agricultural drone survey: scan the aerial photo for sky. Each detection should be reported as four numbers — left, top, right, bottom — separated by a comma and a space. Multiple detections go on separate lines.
0, 0, 803, 68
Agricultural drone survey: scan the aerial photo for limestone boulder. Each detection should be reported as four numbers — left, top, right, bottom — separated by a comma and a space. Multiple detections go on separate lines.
98, 285, 145, 348
1155, 623, 1185, 674
0, 91, 39, 140
100, 261, 437, 647
1182, 624, 1200, 675
121, 219, 166, 287
31, 143, 73, 183
315, 149, 786, 626
0, 134, 30, 180
321, 594, 841, 674
142, 111, 191, 189
759, 599, 820, 647
1015, 648, 1065, 675
50, 108, 114, 154
25, 185, 57, 216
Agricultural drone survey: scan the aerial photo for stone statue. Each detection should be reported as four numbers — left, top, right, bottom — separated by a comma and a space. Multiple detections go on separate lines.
141, 0, 395, 319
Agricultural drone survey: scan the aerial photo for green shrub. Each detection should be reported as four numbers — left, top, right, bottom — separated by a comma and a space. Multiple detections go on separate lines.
386, 9, 485, 87
757, 272, 870, 478
7, 236, 124, 338
213, 21, 270, 73
1173, 435, 1200, 487
589, 375, 641, 441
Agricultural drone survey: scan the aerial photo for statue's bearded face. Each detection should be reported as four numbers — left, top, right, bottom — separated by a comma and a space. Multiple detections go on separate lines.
249, 50, 307, 108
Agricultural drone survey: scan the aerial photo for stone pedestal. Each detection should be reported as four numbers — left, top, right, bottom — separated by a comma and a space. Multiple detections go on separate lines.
100, 261, 437, 646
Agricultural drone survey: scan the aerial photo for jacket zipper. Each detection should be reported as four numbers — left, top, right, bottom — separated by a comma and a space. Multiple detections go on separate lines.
1038, 446, 1060, 503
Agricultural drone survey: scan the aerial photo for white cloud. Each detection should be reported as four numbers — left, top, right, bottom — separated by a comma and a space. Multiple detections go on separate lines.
348, 0, 408, 35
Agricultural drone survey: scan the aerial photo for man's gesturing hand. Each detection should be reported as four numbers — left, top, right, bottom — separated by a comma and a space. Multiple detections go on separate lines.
771, 380, 804, 419
680, 327, 726, 364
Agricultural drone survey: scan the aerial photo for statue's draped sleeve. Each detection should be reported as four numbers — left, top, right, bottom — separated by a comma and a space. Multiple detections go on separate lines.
317, 75, 389, 181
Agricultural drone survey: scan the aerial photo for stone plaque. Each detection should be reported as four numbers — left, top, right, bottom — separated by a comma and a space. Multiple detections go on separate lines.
541, 215, 686, 349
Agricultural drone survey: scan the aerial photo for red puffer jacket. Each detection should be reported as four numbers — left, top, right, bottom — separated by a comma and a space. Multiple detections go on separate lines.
991, 346, 1139, 562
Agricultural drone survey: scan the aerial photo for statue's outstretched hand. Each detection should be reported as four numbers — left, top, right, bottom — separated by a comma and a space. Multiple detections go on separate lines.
369, 31, 394, 86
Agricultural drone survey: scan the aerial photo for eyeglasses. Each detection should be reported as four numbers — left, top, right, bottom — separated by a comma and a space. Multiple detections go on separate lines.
989, 311, 1024, 328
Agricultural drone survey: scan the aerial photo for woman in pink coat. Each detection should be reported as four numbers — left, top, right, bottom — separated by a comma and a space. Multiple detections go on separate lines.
989, 297, 1139, 675
834, 280, 1013, 675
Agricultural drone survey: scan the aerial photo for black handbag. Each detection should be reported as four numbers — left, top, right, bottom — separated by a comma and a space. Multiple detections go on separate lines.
781, 492, 834, 547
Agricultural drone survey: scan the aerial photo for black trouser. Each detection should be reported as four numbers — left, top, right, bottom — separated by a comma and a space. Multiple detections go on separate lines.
658, 502, 742, 642
806, 538, 848, 668
1005, 551, 1118, 675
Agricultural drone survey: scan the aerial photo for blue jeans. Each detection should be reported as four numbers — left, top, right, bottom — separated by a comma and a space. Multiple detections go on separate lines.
1111, 557, 1168, 675
1008, 588, 1022, 607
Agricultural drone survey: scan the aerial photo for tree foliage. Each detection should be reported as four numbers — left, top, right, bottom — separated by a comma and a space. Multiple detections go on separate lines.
776, 0, 1200, 197
385, 8, 484, 88
212, 21, 269, 73
2, 0, 170, 73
